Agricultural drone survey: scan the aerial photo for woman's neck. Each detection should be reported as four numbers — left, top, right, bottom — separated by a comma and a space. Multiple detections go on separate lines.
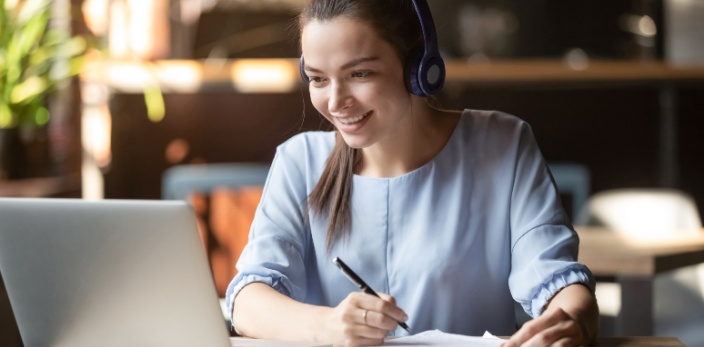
357, 100, 461, 178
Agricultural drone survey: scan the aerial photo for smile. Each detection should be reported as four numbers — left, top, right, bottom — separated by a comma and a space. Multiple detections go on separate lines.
336, 111, 372, 125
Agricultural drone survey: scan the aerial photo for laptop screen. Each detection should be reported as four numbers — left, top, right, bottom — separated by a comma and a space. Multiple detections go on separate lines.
0, 198, 231, 347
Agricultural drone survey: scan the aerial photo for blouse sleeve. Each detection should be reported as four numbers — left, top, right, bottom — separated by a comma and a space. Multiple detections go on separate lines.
225, 140, 311, 323
507, 121, 595, 318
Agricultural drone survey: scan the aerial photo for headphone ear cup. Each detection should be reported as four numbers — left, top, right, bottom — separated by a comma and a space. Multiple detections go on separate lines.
417, 55, 446, 96
405, 50, 426, 97
299, 55, 310, 84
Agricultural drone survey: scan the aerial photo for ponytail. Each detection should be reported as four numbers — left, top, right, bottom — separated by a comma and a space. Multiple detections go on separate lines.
308, 132, 360, 251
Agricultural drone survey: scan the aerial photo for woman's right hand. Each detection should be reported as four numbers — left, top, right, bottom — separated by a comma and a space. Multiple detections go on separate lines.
323, 292, 408, 346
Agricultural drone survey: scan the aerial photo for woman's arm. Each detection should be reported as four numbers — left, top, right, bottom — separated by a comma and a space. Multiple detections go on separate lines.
233, 283, 329, 342
234, 283, 408, 346
502, 283, 598, 347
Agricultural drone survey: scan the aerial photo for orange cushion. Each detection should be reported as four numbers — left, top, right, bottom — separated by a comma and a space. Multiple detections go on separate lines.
187, 192, 209, 252
208, 186, 263, 297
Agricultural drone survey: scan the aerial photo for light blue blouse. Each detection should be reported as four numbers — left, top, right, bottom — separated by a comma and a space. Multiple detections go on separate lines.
226, 109, 594, 336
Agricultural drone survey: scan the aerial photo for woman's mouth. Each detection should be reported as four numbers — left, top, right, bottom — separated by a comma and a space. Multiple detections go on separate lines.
336, 111, 372, 125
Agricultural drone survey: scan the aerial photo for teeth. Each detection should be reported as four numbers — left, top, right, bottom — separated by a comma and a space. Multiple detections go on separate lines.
338, 112, 369, 125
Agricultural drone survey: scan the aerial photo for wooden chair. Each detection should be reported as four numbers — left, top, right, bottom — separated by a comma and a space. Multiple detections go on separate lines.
162, 163, 269, 297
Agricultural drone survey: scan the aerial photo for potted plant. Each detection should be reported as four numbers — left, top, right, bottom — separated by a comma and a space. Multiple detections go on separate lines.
0, 0, 86, 179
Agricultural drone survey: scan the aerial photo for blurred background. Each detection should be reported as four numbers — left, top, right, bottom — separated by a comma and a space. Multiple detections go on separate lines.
1, 0, 703, 346
2, 0, 699, 209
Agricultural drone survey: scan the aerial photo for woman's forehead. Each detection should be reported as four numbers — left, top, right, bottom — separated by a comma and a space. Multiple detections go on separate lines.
302, 17, 377, 45
301, 18, 394, 65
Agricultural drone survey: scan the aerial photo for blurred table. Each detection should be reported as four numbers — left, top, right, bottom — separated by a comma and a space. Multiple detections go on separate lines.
0, 176, 81, 198
575, 227, 704, 336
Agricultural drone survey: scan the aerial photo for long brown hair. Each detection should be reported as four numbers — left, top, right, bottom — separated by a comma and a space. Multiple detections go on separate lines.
299, 0, 423, 250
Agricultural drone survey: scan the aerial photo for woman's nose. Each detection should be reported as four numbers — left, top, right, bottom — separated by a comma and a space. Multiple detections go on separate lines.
328, 82, 352, 113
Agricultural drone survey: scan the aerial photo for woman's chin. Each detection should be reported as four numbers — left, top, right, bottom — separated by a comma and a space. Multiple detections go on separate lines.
339, 135, 372, 149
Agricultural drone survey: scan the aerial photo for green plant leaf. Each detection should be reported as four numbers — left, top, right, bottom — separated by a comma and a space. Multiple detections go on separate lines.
17, 0, 48, 24
6, 64, 20, 83
12, 9, 48, 61
61, 35, 87, 57
145, 84, 166, 122
67, 54, 85, 76
1, 0, 91, 128
34, 105, 49, 125
11, 75, 48, 104
0, 102, 13, 128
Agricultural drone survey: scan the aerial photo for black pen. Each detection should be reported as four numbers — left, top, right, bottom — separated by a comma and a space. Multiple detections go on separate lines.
332, 257, 412, 334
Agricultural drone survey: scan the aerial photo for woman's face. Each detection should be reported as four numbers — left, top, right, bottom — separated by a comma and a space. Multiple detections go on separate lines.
301, 17, 413, 149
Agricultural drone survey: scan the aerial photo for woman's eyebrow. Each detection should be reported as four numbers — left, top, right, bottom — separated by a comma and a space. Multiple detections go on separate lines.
340, 56, 380, 70
304, 56, 380, 73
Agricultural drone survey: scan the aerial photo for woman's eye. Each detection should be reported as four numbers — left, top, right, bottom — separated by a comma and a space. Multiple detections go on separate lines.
352, 71, 370, 78
308, 76, 324, 84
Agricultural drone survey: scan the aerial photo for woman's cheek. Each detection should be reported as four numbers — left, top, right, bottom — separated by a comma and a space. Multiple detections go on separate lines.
309, 90, 328, 116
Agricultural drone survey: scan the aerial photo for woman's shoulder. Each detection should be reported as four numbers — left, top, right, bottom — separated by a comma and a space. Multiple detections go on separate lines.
278, 130, 335, 154
453, 109, 535, 151
460, 109, 529, 130
458, 109, 533, 139
274, 130, 336, 173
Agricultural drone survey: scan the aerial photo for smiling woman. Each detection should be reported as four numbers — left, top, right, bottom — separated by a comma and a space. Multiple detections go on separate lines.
226, 1, 598, 346
302, 18, 416, 153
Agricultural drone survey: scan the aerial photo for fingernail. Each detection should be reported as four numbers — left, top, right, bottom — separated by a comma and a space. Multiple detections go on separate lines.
403, 314, 408, 321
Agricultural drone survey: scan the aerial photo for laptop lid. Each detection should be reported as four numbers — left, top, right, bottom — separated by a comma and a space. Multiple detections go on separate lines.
0, 198, 231, 347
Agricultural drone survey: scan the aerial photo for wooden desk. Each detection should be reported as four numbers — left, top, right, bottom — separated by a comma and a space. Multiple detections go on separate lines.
592, 337, 684, 347
576, 227, 704, 336
228, 336, 684, 347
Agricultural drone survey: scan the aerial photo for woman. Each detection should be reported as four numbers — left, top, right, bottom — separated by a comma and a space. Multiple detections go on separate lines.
226, 0, 598, 346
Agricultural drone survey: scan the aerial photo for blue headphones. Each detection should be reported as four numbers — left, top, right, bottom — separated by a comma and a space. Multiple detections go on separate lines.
299, 0, 446, 97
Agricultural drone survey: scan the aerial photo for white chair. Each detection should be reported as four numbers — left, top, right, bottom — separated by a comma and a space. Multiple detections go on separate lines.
576, 188, 702, 239
575, 188, 704, 345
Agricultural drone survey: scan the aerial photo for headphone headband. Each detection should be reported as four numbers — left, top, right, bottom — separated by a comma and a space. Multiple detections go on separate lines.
411, 0, 439, 62
300, 0, 445, 97
407, 0, 445, 96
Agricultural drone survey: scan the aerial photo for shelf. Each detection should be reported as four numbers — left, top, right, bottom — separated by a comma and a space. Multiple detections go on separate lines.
444, 59, 704, 86
81, 58, 704, 94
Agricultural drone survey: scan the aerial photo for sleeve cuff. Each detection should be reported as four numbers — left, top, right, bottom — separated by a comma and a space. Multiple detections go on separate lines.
225, 273, 294, 328
525, 265, 595, 318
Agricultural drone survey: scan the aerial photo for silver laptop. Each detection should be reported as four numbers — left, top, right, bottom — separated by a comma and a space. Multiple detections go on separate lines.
0, 198, 231, 347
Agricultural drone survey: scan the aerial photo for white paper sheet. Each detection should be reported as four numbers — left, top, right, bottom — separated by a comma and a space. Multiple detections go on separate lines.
229, 330, 505, 347
384, 330, 504, 347
230, 337, 331, 347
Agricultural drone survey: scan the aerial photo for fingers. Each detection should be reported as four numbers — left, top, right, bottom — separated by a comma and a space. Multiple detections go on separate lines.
377, 293, 397, 305
330, 292, 409, 346
360, 308, 399, 331
502, 308, 584, 347
352, 292, 408, 329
